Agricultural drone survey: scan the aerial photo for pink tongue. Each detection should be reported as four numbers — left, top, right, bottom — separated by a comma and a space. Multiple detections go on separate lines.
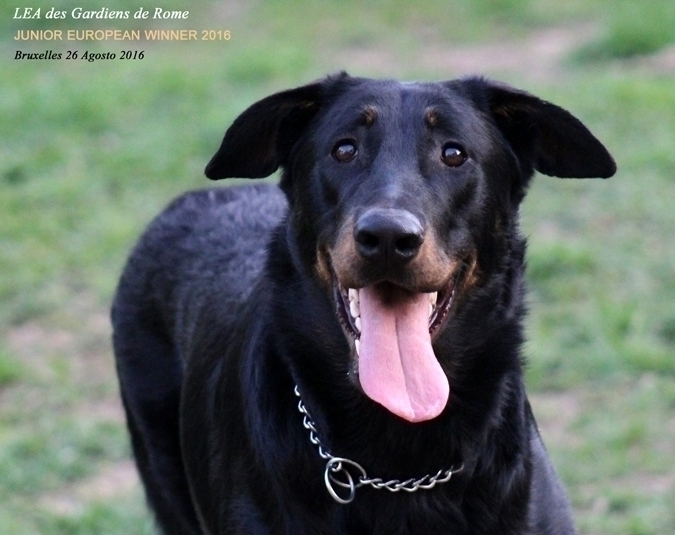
358, 285, 449, 422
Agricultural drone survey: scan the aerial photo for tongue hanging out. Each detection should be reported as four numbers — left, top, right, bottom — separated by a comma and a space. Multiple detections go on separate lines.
357, 284, 449, 422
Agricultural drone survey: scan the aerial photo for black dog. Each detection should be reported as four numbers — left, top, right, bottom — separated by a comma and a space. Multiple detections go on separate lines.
112, 73, 615, 534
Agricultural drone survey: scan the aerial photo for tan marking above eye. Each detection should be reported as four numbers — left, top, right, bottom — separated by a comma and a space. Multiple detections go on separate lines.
425, 108, 439, 128
362, 105, 378, 127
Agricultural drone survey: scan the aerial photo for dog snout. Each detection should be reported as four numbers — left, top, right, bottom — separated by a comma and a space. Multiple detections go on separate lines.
353, 208, 424, 268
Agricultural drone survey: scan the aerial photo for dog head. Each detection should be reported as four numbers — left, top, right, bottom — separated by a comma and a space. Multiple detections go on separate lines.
206, 73, 615, 422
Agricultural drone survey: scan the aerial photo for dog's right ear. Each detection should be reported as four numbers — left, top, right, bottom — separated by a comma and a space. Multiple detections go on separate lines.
205, 82, 325, 180
456, 78, 616, 180
484, 80, 617, 179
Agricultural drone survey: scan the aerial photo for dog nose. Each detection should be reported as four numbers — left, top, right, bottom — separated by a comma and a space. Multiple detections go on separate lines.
354, 208, 424, 267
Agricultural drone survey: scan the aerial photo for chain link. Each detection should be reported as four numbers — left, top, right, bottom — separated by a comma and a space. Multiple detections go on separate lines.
294, 386, 463, 504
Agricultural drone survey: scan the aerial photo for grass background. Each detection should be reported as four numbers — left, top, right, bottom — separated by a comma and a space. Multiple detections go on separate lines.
1, 0, 674, 533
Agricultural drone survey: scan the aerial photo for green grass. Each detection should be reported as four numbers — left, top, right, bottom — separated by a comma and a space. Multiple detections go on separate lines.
2, 1, 674, 533
575, 0, 675, 60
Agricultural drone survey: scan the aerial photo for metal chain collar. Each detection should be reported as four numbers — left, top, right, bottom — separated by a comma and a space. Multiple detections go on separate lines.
293, 386, 463, 504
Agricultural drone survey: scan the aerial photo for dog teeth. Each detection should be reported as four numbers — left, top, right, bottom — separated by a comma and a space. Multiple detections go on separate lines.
355, 338, 360, 356
347, 288, 361, 333
349, 298, 360, 319
428, 292, 438, 320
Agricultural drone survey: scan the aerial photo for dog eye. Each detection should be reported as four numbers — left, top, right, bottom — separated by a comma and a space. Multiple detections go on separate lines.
332, 141, 358, 163
442, 144, 467, 167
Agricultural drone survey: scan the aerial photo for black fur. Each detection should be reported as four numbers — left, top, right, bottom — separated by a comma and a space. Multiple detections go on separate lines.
112, 74, 615, 534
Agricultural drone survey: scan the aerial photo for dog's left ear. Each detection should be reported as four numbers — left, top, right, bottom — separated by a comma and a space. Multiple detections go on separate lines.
474, 80, 616, 179
205, 82, 325, 179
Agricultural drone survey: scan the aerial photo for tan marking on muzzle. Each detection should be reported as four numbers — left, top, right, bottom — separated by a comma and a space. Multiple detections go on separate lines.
458, 250, 482, 295
330, 217, 455, 292
403, 228, 455, 290
315, 246, 333, 289
330, 216, 364, 289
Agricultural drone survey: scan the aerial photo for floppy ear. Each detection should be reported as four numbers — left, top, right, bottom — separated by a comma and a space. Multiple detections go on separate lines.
205, 82, 325, 179
478, 80, 616, 179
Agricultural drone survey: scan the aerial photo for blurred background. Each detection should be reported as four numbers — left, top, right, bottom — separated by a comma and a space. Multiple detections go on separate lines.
1, 1, 674, 533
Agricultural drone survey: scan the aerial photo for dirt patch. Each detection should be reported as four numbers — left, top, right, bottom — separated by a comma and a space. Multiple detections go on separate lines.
330, 25, 599, 81
6, 322, 74, 361
529, 390, 582, 448
641, 43, 675, 73
39, 460, 140, 516
416, 26, 598, 81
5, 308, 115, 387
75, 396, 126, 424
329, 25, 675, 81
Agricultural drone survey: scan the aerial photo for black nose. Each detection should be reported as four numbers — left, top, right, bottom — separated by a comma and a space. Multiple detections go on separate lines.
354, 208, 424, 268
